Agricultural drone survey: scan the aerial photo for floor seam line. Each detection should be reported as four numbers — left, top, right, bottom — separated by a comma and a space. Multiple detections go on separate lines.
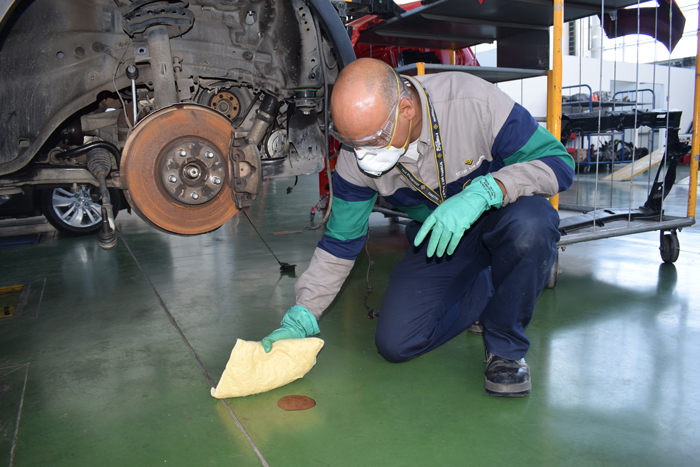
221, 399, 270, 467
10, 363, 29, 467
118, 232, 270, 467
33, 277, 46, 319
0, 365, 27, 378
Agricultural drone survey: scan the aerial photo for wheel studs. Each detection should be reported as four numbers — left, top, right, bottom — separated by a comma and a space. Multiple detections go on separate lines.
162, 143, 223, 205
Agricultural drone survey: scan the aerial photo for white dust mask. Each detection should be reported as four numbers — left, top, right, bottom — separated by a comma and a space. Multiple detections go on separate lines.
355, 145, 407, 177
354, 120, 412, 177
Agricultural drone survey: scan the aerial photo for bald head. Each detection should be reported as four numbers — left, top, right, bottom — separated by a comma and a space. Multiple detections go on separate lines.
330, 58, 400, 141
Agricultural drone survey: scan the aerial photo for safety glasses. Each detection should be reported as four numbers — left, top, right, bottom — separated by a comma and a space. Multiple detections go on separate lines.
329, 72, 411, 149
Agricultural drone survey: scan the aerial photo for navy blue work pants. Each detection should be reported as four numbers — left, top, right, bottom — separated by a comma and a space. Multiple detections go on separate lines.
375, 195, 560, 362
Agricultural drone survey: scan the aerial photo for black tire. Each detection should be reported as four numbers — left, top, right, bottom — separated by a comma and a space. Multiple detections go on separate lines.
41, 186, 120, 236
545, 251, 559, 289
660, 232, 680, 264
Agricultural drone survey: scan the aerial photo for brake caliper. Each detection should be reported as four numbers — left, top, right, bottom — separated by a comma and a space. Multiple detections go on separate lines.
227, 132, 262, 210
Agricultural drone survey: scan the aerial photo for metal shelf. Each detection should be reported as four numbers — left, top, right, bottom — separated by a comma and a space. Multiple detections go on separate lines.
563, 101, 652, 110
558, 214, 695, 247
357, 0, 641, 50
394, 63, 547, 84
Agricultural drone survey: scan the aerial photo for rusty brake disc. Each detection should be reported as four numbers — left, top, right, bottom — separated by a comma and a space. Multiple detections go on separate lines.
121, 104, 238, 235
209, 90, 241, 120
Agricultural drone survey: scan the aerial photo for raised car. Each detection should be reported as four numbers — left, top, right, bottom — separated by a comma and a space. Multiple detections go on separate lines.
0, 0, 353, 247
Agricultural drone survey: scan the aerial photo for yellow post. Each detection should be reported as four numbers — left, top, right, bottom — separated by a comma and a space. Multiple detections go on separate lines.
416, 62, 426, 76
546, 70, 554, 131
688, 2, 700, 218
547, 0, 564, 210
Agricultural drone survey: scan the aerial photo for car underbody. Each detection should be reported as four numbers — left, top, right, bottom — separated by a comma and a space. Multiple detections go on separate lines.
0, 0, 352, 243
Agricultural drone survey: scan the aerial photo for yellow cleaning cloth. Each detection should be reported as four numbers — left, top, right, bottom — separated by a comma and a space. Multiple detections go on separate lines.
210, 338, 324, 399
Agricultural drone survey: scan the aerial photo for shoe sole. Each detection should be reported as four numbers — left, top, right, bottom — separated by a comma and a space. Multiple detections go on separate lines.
485, 388, 531, 397
484, 379, 531, 397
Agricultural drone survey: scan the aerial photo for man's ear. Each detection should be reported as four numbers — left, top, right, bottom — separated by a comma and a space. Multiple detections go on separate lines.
400, 97, 416, 120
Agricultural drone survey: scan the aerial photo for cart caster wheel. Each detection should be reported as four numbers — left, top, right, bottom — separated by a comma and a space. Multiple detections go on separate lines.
546, 251, 559, 289
660, 231, 680, 264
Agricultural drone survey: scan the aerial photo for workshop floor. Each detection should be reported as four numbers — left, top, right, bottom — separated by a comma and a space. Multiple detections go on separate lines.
1, 165, 699, 466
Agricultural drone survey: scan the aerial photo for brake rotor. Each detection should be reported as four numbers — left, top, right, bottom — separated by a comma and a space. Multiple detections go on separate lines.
121, 104, 238, 235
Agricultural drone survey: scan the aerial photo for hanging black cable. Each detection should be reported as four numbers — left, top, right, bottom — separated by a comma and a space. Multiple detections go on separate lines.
286, 176, 298, 194
242, 210, 296, 273
363, 230, 379, 319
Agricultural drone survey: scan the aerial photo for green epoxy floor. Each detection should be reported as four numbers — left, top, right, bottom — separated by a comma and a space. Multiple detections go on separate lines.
1, 167, 699, 466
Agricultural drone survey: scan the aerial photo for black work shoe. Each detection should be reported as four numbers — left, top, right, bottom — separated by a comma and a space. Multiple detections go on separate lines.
467, 321, 483, 335
484, 351, 531, 397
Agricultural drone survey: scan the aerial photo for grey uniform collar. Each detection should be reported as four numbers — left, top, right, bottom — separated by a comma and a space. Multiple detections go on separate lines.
397, 75, 432, 164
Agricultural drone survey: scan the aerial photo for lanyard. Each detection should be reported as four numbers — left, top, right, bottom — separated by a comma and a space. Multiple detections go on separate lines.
396, 81, 447, 206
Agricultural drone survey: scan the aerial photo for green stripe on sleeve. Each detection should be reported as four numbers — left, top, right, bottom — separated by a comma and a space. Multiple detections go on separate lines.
398, 205, 433, 223
503, 126, 574, 170
325, 194, 378, 242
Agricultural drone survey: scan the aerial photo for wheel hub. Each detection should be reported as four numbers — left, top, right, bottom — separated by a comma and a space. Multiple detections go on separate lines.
120, 104, 238, 235
209, 90, 240, 120
75, 188, 93, 206
160, 140, 226, 205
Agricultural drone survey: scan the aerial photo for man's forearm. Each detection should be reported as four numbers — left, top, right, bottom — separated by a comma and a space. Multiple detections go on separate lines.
494, 178, 507, 198
295, 247, 356, 319
491, 160, 559, 206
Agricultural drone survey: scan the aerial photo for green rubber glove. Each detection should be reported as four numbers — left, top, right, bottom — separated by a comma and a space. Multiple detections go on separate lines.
414, 174, 503, 257
262, 305, 320, 353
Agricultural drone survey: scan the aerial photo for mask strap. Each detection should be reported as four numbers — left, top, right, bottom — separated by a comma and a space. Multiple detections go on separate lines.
400, 119, 413, 151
